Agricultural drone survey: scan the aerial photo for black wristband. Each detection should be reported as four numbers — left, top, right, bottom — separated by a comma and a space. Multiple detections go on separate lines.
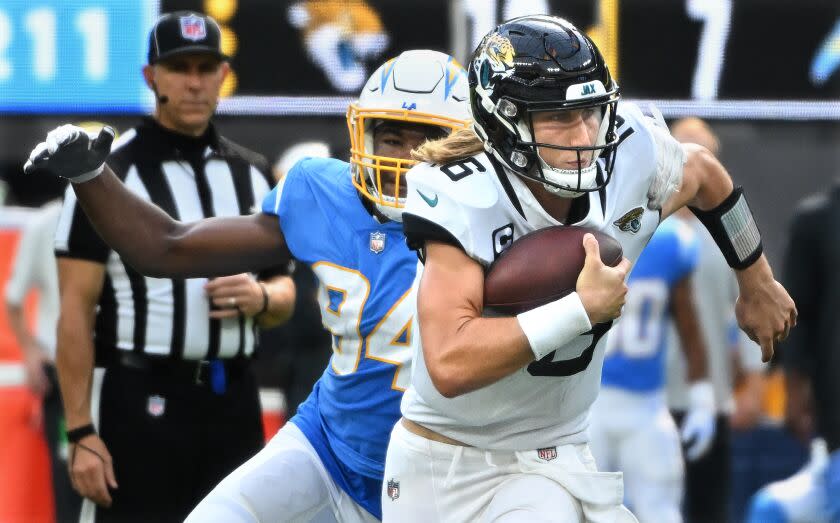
689, 186, 763, 270
257, 282, 270, 316
67, 423, 96, 443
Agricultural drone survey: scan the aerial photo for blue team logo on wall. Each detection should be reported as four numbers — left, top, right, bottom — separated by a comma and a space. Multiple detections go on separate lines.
180, 14, 207, 41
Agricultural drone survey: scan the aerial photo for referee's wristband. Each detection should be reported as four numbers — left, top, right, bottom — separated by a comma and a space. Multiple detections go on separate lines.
67, 423, 96, 443
516, 292, 592, 361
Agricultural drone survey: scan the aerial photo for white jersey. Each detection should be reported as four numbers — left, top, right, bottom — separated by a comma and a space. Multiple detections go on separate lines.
400, 102, 680, 450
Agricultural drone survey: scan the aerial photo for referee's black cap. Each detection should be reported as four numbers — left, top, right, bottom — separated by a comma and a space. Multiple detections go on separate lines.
148, 11, 228, 65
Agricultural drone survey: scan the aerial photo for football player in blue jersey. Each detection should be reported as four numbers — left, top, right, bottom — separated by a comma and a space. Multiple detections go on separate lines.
22, 50, 469, 522
745, 438, 831, 523
588, 216, 714, 523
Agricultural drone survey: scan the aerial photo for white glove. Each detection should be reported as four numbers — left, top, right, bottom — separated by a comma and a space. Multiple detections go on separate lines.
681, 380, 717, 461
23, 125, 114, 183
643, 104, 686, 211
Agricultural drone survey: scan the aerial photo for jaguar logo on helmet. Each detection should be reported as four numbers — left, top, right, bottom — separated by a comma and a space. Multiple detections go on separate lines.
476, 33, 516, 91
484, 34, 515, 72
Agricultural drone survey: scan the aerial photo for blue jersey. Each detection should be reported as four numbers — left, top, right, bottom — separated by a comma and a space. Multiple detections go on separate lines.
262, 157, 417, 519
601, 217, 699, 392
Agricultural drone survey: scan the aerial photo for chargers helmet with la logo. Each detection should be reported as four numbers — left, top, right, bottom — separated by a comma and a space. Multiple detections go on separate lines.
469, 15, 621, 198
347, 50, 471, 221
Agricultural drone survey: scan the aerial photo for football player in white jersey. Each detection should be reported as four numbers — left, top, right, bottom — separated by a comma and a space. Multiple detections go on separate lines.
382, 15, 796, 523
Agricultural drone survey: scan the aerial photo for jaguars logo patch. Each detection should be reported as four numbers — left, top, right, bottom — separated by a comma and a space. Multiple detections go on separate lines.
613, 207, 644, 234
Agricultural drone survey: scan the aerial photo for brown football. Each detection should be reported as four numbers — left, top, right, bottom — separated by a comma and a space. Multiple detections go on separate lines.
484, 226, 623, 315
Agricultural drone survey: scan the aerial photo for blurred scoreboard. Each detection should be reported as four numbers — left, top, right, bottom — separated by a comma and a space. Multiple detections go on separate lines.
0, 0, 157, 113
0, 0, 837, 116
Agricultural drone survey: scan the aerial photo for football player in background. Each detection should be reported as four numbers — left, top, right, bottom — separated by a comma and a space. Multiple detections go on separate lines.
589, 216, 712, 523
383, 15, 795, 522
22, 50, 469, 522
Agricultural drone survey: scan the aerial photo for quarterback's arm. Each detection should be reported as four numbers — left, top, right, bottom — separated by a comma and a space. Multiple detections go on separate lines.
661, 144, 796, 361
660, 143, 732, 220
417, 241, 534, 398
419, 237, 628, 398
71, 169, 289, 278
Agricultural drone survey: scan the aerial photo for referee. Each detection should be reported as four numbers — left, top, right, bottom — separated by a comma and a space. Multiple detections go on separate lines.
54, 12, 295, 523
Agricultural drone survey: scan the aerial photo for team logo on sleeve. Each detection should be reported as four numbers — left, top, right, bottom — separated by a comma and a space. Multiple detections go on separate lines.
387, 478, 400, 500
613, 207, 644, 234
370, 231, 386, 254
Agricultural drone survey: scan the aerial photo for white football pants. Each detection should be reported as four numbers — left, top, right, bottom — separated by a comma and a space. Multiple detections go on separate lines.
185, 422, 378, 523
588, 387, 684, 523
382, 420, 638, 523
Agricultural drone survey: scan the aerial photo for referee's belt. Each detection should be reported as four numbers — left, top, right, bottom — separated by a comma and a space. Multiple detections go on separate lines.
115, 351, 250, 386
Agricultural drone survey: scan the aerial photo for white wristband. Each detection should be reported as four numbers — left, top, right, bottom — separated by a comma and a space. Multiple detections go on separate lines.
688, 380, 715, 411
71, 164, 105, 184
516, 292, 592, 361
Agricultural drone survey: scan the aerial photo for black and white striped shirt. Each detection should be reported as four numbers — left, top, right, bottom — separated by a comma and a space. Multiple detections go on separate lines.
55, 118, 276, 362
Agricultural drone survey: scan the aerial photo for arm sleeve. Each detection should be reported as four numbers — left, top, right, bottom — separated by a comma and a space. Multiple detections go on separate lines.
780, 206, 820, 374
53, 184, 110, 263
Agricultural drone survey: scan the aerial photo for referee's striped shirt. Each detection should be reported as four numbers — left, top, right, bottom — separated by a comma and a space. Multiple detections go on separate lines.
55, 118, 275, 362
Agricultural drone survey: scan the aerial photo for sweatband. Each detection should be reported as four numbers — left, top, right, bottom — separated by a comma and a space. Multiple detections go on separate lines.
690, 186, 763, 270
67, 423, 97, 443
517, 292, 592, 361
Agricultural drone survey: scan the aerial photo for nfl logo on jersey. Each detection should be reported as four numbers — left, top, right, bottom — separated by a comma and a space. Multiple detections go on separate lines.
387, 478, 400, 500
537, 447, 557, 462
180, 14, 207, 41
369, 231, 386, 254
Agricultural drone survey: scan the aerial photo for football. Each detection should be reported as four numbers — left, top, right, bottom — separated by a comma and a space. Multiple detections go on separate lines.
484, 226, 624, 315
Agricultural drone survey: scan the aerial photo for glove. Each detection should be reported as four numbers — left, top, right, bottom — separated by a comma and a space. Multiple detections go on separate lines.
23, 125, 115, 183
681, 380, 717, 461
643, 104, 686, 211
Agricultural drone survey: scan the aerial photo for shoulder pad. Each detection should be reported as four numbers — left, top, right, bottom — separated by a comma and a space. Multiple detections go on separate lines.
403, 154, 504, 260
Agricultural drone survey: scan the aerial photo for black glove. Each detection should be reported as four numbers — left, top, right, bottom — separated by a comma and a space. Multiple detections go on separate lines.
23, 125, 115, 182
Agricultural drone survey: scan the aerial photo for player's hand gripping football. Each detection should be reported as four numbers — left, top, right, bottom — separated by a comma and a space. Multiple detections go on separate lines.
69, 433, 118, 507
576, 233, 631, 324
735, 258, 797, 362
23, 125, 115, 182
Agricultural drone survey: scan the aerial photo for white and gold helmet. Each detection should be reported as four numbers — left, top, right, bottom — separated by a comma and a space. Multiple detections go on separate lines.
348, 50, 470, 220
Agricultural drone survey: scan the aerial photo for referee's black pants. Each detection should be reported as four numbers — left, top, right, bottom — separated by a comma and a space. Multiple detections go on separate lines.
81, 357, 264, 523
671, 411, 731, 523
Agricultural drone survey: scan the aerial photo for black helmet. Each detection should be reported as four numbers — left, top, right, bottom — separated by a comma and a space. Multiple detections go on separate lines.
468, 15, 620, 197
